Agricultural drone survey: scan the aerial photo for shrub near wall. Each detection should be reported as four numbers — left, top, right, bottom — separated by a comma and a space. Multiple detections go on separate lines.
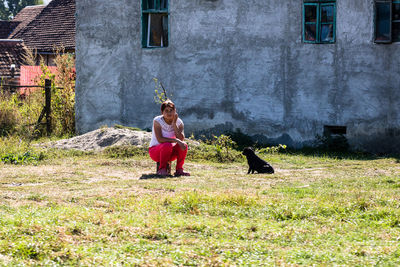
35, 50, 76, 137
0, 92, 18, 136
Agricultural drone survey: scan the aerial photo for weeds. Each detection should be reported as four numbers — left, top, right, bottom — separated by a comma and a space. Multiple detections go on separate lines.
0, 151, 43, 165
0, 136, 44, 165
0, 47, 76, 139
36, 48, 75, 136
258, 144, 287, 154
153, 78, 170, 104
114, 124, 147, 132
0, 91, 19, 136
103, 145, 148, 158
315, 133, 350, 152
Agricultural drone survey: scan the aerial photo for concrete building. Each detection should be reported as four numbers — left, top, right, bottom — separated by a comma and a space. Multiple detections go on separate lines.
76, 0, 400, 153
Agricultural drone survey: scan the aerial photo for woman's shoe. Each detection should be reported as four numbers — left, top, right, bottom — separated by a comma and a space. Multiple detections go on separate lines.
174, 169, 190, 177
157, 168, 169, 177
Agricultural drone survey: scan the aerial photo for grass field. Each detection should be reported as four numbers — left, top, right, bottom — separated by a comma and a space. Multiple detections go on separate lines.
1, 140, 400, 265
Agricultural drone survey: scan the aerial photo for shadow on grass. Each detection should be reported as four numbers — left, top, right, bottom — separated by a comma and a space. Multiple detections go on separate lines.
286, 147, 400, 161
139, 173, 175, 179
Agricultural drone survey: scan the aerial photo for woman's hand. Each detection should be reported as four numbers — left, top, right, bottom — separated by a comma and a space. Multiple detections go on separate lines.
176, 139, 187, 151
173, 112, 178, 125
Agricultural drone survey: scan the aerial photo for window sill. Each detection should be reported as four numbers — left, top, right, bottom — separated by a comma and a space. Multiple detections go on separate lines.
303, 42, 336, 44
142, 46, 169, 49
374, 41, 400, 44
142, 10, 168, 14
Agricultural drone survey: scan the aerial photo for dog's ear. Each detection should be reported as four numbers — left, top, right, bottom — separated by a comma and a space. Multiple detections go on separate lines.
242, 147, 251, 155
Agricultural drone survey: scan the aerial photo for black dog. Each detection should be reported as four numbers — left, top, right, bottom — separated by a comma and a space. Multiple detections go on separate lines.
242, 147, 274, 174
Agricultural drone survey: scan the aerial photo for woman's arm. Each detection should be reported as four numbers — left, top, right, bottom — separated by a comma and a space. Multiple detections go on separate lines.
153, 120, 184, 141
173, 114, 185, 141
154, 121, 186, 150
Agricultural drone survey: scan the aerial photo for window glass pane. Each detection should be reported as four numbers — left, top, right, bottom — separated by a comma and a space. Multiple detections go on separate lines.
321, 24, 334, 42
305, 5, 317, 23
148, 14, 163, 46
321, 5, 334, 23
305, 24, 317, 41
160, 0, 167, 10
393, 2, 400, 41
375, 2, 391, 42
393, 3, 400, 21
147, 0, 154, 9
162, 15, 168, 46
393, 22, 400, 42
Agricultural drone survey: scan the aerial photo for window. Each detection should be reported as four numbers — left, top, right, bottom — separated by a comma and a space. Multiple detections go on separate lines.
142, 0, 168, 48
324, 125, 347, 135
303, 1, 336, 44
374, 0, 400, 43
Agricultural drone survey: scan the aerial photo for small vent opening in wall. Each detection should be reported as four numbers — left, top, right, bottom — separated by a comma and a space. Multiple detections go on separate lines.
324, 125, 347, 135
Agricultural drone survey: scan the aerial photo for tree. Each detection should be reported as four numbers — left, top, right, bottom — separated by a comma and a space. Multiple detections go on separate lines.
0, 0, 44, 20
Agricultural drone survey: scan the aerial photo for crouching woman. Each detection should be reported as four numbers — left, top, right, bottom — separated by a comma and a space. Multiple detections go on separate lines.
149, 100, 190, 177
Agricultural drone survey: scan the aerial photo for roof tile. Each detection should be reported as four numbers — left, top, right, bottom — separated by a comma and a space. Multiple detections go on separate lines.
0, 40, 26, 77
11, 0, 75, 52
10, 5, 46, 39
0, 21, 20, 38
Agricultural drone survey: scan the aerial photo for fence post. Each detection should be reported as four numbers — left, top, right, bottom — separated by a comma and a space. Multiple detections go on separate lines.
45, 79, 52, 135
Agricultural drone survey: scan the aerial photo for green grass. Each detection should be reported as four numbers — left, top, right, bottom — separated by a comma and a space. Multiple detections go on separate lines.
0, 138, 399, 265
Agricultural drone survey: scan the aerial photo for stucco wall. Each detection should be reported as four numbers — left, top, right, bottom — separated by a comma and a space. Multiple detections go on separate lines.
76, 0, 400, 152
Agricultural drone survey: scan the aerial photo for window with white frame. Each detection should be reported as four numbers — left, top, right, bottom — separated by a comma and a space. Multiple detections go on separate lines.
142, 0, 168, 48
375, 0, 400, 43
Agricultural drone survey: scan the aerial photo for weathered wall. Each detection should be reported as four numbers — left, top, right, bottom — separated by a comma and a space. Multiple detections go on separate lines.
76, 0, 400, 152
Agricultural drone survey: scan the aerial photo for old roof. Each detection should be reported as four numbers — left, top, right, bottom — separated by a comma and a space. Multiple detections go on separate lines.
0, 40, 25, 77
0, 21, 20, 39
11, 0, 75, 52
9, 5, 46, 39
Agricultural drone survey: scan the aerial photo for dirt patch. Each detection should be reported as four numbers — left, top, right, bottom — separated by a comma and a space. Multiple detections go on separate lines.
40, 127, 199, 151
40, 127, 151, 151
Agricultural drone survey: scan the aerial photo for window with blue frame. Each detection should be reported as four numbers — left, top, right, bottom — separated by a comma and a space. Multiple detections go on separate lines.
303, 0, 336, 44
374, 0, 400, 43
142, 0, 168, 48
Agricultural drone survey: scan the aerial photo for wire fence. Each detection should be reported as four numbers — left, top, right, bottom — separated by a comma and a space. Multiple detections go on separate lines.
1, 79, 53, 135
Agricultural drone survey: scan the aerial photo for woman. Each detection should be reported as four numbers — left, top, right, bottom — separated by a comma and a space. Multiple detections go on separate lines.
149, 99, 190, 176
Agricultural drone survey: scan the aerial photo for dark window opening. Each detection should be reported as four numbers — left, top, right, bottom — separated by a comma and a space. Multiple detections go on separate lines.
393, 2, 400, 41
324, 125, 347, 135
374, 0, 400, 43
142, 0, 169, 48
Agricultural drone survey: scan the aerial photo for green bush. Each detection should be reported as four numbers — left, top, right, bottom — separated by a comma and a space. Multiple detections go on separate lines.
1, 151, 43, 165
258, 144, 287, 154
0, 47, 76, 139
224, 128, 254, 150
0, 92, 19, 136
0, 90, 44, 138
0, 136, 44, 165
36, 50, 75, 136
315, 134, 350, 152
187, 135, 244, 163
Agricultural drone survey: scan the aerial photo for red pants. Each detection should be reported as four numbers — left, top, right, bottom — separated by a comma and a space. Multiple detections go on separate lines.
149, 142, 188, 171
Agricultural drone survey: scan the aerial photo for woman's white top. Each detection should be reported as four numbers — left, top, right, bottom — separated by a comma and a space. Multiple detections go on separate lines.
149, 115, 184, 147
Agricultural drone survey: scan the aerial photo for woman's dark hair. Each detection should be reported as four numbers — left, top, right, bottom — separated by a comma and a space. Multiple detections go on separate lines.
161, 99, 175, 113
